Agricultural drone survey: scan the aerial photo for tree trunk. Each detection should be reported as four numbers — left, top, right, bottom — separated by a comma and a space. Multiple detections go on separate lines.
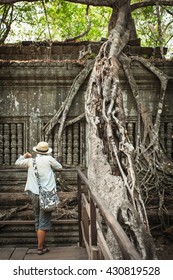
85, 1, 157, 259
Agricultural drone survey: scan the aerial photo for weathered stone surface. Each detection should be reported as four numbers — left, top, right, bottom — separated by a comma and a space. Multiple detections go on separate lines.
0, 42, 173, 166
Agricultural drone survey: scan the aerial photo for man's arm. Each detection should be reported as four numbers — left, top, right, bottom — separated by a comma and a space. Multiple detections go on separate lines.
51, 157, 63, 171
15, 152, 32, 168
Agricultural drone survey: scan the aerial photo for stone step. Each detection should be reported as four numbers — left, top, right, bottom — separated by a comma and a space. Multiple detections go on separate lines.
0, 220, 79, 246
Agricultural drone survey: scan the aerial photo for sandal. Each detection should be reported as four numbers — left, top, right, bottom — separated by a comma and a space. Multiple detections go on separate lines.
37, 246, 49, 255
43, 245, 49, 252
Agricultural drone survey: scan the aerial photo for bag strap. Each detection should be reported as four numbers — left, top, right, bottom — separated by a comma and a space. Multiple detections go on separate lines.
32, 158, 42, 191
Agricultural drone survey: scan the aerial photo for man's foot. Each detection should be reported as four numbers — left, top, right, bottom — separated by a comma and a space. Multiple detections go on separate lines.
37, 246, 49, 255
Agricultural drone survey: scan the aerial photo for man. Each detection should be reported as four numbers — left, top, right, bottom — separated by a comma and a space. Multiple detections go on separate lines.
15, 141, 62, 255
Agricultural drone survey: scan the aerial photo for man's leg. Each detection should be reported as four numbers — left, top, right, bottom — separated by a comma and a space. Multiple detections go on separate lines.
37, 229, 46, 250
28, 192, 39, 231
37, 210, 52, 253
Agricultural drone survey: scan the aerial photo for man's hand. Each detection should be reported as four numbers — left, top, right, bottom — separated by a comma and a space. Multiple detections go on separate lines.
24, 152, 32, 158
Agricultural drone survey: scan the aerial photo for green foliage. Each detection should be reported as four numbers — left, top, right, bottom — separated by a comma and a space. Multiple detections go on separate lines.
1, 0, 111, 43
132, 5, 173, 51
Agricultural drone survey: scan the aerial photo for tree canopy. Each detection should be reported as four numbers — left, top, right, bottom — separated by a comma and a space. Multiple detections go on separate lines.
1, 0, 173, 55
0, 0, 111, 43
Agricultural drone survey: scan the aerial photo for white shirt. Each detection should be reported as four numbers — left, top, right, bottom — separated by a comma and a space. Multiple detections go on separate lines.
15, 154, 62, 195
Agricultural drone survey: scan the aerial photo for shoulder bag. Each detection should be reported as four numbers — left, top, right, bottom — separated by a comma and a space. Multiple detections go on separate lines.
32, 158, 59, 212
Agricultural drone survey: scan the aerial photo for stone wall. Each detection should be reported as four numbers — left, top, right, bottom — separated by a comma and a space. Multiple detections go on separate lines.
0, 59, 87, 167
0, 42, 173, 167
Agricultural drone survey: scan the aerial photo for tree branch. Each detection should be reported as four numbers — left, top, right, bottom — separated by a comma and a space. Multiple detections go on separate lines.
64, 0, 118, 7
41, 0, 52, 40
1, 0, 173, 9
0, 0, 40, 3
0, 0, 114, 5
65, 113, 85, 127
165, 7, 173, 15
65, 5, 91, 41
131, 0, 173, 12
156, 0, 164, 58
0, 4, 14, 43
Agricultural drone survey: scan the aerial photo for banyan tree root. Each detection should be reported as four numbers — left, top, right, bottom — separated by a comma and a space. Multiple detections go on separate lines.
0, 204, 30, 228
120, 53, 173, 227
43, 59, 94, 143
54, 205, 78, 220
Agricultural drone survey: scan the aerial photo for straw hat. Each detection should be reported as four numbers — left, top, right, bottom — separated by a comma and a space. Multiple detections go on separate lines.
33, 141, 52, 154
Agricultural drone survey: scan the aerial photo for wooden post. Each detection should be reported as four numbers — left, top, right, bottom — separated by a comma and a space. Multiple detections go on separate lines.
90, 195, 98, 259
77, 172, 83, 247
90, 196, 97, 246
